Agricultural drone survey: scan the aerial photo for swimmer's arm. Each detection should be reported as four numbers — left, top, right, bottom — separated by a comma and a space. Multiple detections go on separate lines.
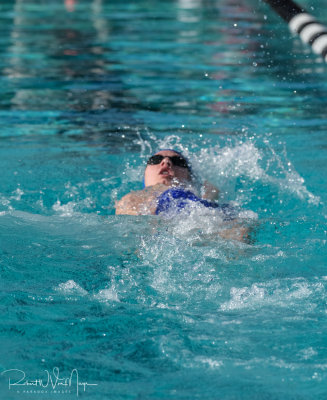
219, 226, 249, 243
201, 181, 219, 201
218, 218, 255, 243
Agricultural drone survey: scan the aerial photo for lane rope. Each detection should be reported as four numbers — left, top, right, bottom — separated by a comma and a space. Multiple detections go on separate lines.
263, 0, 327, 61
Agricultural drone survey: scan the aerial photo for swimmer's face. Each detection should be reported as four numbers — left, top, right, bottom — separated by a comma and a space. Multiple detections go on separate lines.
144, 150, 191, 187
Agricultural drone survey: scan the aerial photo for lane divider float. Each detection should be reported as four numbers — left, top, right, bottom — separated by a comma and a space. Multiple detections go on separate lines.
263, 0, 327, 61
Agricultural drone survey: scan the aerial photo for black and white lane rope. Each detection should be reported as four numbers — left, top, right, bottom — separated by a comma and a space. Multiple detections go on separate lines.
263, 0, 327, 61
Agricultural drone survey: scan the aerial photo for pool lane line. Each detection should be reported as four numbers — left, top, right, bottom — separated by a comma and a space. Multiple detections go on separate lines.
263, 0, 327, 61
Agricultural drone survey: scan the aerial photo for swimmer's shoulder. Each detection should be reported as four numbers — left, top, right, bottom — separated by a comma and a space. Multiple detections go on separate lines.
201, 180, 219, 201
115, 184, 168, 215
115, 190, 143, 215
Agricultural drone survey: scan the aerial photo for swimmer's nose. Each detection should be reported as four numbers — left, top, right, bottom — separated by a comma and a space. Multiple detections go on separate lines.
161, 157, 172, 167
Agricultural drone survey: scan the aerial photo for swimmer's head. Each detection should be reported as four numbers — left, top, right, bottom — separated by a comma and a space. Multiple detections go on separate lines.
144, 149, 192, 187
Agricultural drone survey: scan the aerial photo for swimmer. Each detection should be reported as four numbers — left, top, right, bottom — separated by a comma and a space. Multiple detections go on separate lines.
115, 149, 249, 242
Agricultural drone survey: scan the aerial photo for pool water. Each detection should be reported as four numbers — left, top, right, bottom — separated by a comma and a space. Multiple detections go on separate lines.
1, 0, 327, 399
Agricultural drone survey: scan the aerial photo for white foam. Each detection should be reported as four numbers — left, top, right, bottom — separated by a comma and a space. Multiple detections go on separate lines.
297, 347, 318, 360
194, 140, 320, 205
193, 142, 264, 193
94, 287, 120, 303
56, 280, 88, 296
194, 356, 223, 369
251, 250, 286, 262
238, 210, 258, 219
10, 188, 24, 201
221, 285, 265, 311
220, 279, 325, 311
52, 200, 76, 216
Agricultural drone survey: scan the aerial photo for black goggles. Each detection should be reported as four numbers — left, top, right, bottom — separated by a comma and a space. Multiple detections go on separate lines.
147, 154, 189, 169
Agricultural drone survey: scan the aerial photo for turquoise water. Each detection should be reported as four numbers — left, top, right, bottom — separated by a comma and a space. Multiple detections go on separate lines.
1, 0, 327, 399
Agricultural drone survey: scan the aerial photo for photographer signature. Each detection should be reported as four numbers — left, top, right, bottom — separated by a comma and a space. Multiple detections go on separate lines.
1, 367, 98, 397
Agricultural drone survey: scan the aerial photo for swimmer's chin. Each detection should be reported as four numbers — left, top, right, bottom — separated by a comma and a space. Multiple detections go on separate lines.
162, 177, 175, 186
154, 177, 182, 187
